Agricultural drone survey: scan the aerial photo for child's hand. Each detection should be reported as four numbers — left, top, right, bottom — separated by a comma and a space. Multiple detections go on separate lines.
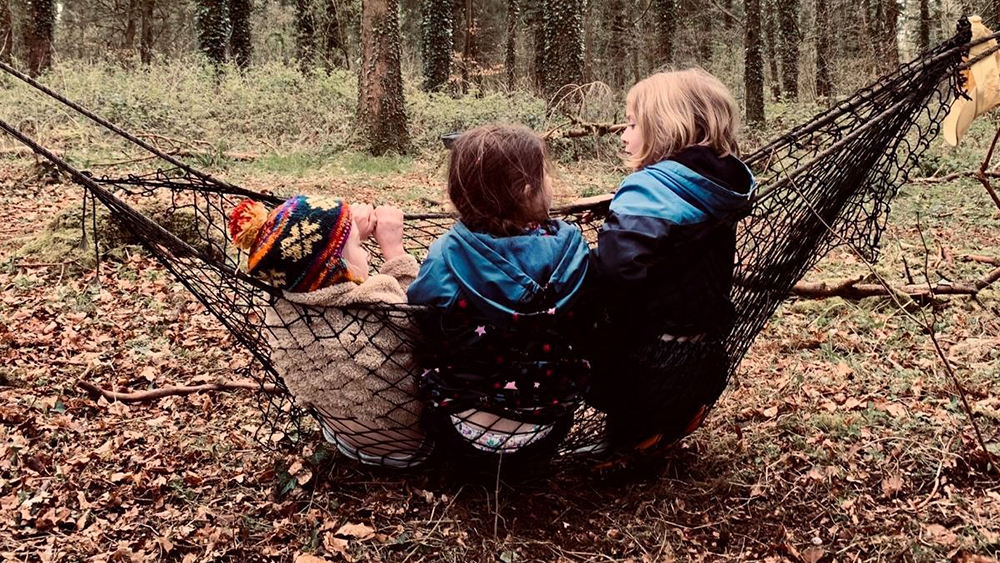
352, 203, 377, 241
373, 205, 406, 261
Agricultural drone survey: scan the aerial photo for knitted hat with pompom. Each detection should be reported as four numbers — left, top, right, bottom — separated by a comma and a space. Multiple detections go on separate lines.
228, 195, 355, 292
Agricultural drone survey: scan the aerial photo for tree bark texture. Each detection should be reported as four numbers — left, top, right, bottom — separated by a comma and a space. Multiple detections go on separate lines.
542, 0, 585, 97
421, 0, 453, 91
744, 0, 765, 124
229, 0, 252, 70
25, 0, 54, 76
196, 0, 230, 67
0, 0, 12, 64
296, 0, 317, 68
763, 0, 782, 100
655, 0, 676, 67
875, 0, 898, 73
606, 0, 627, 89
358, 0, 410, 155
814, 0, 831, 98
777, 0, 799, 100
139, 0, 155, 64
919, 0, 931, 52
322, 0, 347, 70
123, 0, 139, 51
505, 0, 518, 90
527, 0, 545, 90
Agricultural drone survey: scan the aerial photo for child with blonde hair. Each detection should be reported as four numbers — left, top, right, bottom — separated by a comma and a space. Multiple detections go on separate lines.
589, 68, 757, 450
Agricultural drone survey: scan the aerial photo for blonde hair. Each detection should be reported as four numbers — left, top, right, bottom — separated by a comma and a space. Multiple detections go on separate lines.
625, 68, 740, 170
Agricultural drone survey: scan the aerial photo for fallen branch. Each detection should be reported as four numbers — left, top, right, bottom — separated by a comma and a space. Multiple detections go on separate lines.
962, 254, 1000, 266
791, 265, 1000, 300
544, 120, 626, 140
910, 170, 1000, 184
77, 379, 280, 403
974, 126, 1000, 212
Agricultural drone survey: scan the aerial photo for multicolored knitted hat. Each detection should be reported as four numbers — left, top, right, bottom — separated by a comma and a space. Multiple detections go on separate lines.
228, 195, 356, 293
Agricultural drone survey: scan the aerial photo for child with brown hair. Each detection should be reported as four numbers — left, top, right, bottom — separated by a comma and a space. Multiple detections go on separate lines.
590, 68, 757, 451
229, 195, 431, 467
407, 124, 591, 464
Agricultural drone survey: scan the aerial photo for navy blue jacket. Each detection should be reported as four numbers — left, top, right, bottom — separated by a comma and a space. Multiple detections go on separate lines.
592, 147, 756, 340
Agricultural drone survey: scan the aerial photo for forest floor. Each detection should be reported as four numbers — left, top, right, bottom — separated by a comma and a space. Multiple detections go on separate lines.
3, 88, 1000, 561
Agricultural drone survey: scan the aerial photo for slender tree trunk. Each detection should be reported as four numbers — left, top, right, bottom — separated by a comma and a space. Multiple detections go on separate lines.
607, 0, 627, 88
123, 0, 139, 51
918, 0, 930, 52
296, 0, 316, 69
542, 0, 585, 97
655, 0, 676, 67
879, 0, 899, 72
230, 0, 252, 70
815, 0, 831, 98
358, 0, 410, 154
763, 0, 782, 100
745, 0, 764, 124
196, 0, 230, 67
528, 0, 546, 90
777, 0, 799, 100
460, 0, 475, 91
421, 0, 453, 91
322, 0, 345, 70
698, 8, 712, 66
25, 0, 54, 76
139, 0, 155, 64
0, 0, 13, 64
505, 0, 518, 90
723, 0, 735, 31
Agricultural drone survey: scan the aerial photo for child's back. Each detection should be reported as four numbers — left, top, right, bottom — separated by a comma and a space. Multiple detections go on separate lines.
589, 69, 757, 449
407, 125, 591, 465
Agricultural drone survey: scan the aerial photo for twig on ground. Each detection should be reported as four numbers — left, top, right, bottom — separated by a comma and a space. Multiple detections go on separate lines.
77, 379, 280, 403
790, 264, 1000, 300
975, 126, 1000, 212
910, 170, 1000, 184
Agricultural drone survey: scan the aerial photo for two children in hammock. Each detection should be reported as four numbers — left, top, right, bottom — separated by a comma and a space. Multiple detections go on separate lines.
228, 68, 755, 466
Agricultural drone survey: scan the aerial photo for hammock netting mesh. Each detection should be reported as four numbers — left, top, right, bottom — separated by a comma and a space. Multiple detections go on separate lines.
0, 20, 985, 469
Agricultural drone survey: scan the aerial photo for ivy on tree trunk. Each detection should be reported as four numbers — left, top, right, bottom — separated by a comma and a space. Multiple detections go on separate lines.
777, 0, 799, 100
744, 0, 765, 123
505, 0, 518, 90
25, 0, 54, 76
0, 0, 12, 64
655, 0, 676, 67
815, 0, 831, 98
196, 0, 230, 67
358, 0, 410, 155
230, 0, 252, 70
421, 0, 452, 91
542, 0, 584, 97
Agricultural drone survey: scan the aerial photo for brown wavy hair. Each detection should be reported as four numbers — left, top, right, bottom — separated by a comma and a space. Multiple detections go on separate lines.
447, 124, 552, 237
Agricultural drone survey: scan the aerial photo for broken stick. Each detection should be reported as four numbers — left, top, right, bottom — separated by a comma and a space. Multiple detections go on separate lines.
77, 379, 280, 403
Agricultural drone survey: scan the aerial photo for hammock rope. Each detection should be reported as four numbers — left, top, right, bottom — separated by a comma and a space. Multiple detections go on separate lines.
0, 19, 981, 467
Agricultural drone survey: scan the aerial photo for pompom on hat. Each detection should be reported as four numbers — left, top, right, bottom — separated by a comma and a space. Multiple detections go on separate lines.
228, 195, 356, 293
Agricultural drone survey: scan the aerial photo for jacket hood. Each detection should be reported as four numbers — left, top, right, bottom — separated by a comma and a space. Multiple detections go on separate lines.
407, 220, 590, 322
611, 158, 756, 224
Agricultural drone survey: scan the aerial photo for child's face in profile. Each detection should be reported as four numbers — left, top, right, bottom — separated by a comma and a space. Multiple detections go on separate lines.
341, 221, 370, 282
621, 112, 641, 158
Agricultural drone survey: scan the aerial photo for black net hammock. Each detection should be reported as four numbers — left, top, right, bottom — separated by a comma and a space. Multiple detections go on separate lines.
0, 19, 992, 471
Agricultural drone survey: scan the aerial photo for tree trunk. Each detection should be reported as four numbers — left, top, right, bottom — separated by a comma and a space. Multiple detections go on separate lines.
918, 0, 930, 52
421, 0, 453, 91
655, 0, 676, 67
723, 0, 735, 31
542, 0, 585, 97
607, 0, 627, 89
196, 0, 230, 67
0, 0, 12, 64
763, 0, 782, 100
698, 8, 712, 66
123, 0, 139, 51
24, 0, 54, 76
505, 0, 518, 90
296, 0, 316, 69
230, 0, 252, 70
814, 0, 831, 98
878, 0, 899, 73
745, 0, 765, 124
358, 0, 410, 155
460, 0, 475, 92
777, 0, 799, 100
528, 0, 545, 90
139, 0, 155, 64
